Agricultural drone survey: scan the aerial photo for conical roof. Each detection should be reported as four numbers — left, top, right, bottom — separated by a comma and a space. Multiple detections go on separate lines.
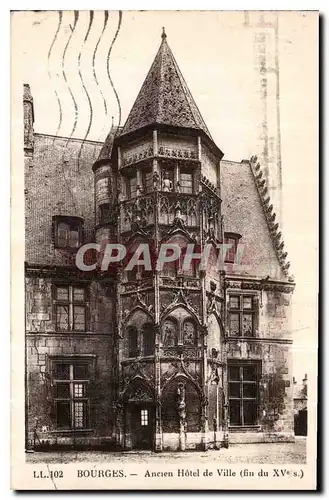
121, 29, 212, 139
95, 124, 123, 165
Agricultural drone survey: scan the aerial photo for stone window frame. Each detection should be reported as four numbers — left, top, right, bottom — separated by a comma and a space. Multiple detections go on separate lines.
52, 215, 84, 251
227, 292, 258, 338
127, 325, 138, 358
52, 283, 90, 333
142, 322, 154, 356
98, 203, 111, 224
161, 315, 198, 347
121, 167, 138, 200
179, 167, 194, 194
159, 159, 198, 194
141, 167, 153, 194
223, 232, 242, 264
228, 360, 261, 428
126, 321, 155, 359
140, 408, 149, 426
49, 355, 96, 432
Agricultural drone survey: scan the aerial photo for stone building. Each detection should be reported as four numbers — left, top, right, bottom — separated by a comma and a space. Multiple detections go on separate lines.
25, 30, 295, 451
293, 375, 308, 436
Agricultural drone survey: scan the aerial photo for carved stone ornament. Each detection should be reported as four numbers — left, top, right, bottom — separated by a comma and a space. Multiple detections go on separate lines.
128, 386, 154, 403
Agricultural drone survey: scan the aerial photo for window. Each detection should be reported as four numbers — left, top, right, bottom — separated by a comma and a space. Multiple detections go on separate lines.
224, 232, 241, 263
161, 247, 197, 278
162, 261, 176, 277
126, 267, 138, 282
53, 216, 83, 249
178, 249, 197, 278
179, 171, 193, 194
142, 323, 154, 356
127, 326, 138, 358
228, 363, 260, 426
54, 285, 88, 332
142, 170, 153, 193
127, 176, 137, 198
126, 265, 153, 282
99, 203, 111, 223
141, 409, 148, 426
228, 294, 257, 337
162, 317, 198, 347
52, 361, 90, 430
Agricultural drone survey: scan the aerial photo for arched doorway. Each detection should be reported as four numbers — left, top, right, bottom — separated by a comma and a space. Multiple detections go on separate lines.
124, 382, 155, 450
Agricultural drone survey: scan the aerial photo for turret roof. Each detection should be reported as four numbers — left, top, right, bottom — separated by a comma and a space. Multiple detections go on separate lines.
121, 28, 212, 139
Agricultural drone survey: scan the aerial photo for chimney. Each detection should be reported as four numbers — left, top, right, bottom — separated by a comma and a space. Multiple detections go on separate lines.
23, 84, 34, 155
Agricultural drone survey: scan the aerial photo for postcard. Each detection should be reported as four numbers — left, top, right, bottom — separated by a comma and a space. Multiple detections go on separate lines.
11, 10, 318, 490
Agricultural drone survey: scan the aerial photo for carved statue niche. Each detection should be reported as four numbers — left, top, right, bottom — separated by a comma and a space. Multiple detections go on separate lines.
182, 320, 196, 346
177, 382, 186, 430
153, 171, 160, 190
174, 200, 183, 221
162, 319, 178, 347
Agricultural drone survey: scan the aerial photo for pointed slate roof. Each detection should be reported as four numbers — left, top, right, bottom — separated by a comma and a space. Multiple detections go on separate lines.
93, 124, 123, 168
122, 29, 212, 139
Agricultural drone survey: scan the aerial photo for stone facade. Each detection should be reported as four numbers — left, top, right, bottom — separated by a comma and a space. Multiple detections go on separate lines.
25, 32, 295, 451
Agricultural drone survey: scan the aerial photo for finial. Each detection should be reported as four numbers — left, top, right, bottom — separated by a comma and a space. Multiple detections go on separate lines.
161, 27, 167, 40
111, 116, 114, 127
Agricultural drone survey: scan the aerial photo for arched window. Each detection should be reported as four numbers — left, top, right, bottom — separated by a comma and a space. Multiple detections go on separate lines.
162, 319, 178, 346
182, 320, 196, 346
127, 326, 138, 358
142, 323, 154, 356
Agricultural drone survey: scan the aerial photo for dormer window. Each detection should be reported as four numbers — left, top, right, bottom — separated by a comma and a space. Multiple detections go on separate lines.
224, 232, 242, 263
53, 216, 83, 250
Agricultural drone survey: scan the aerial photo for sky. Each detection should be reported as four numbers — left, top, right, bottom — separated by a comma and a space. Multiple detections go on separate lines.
11, 10, 318, 380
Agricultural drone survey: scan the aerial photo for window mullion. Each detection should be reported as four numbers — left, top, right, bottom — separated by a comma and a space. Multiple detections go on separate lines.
69, 287, 73, 331
240, 366, 244, 426
64, 228, 69, 247
136, 167, 142, 192
239, 297, 242, 336
175, 163, 179, 189
69, 364, 74, 429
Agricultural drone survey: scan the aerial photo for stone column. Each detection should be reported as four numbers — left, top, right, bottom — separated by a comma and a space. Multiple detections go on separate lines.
223, 401, 229, 448
155, 400, 163, 452
114, 401, 125, 450
177, 382, 186, 451
154, 326, 163, 451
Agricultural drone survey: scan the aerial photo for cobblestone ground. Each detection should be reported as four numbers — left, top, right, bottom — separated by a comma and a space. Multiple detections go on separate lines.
26, 437, 306, 464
